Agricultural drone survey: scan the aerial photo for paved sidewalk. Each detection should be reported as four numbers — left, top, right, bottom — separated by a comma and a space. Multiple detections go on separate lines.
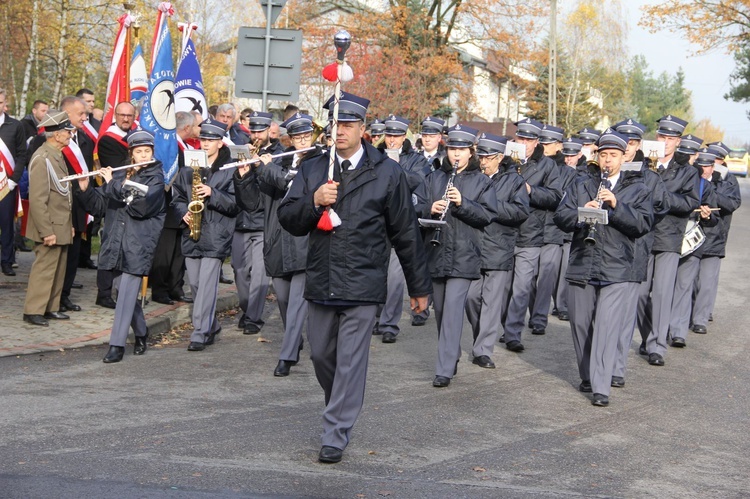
0, 250, 239, 357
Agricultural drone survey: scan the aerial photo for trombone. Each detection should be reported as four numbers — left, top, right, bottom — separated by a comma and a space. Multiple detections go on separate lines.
60, 160, 156, 182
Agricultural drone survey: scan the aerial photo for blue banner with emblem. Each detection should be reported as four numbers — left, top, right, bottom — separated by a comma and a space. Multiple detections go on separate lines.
140, 3, 179, 184
175, 36, 208, 120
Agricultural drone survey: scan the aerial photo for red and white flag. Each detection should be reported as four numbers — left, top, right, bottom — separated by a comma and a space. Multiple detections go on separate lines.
99, 13, 133, 144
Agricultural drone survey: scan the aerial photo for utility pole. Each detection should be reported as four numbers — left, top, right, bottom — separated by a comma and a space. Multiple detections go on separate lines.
548, 0, 557, 126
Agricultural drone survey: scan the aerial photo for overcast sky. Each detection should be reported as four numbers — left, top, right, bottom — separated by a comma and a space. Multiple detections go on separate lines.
625, 0, 750, 145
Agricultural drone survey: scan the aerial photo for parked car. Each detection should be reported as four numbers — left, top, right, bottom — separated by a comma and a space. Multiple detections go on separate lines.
726, 149, 748, 177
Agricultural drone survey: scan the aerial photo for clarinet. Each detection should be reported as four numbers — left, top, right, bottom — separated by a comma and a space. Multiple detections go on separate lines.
584, 167, 610, 246
430, 160, 459, 247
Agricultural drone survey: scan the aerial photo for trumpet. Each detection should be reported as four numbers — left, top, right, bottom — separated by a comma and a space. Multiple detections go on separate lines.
60, 160, 156, 182
430, 160, 459, 247
584, 167, 610, 246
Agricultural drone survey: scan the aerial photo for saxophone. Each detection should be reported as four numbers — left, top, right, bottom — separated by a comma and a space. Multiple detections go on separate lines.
187, 161, 205, 241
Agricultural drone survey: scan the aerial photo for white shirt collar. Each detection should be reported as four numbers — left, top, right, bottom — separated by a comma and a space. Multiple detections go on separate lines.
607, 172, 620, 190
337, 144, 364, 171
0, 113, 5, 126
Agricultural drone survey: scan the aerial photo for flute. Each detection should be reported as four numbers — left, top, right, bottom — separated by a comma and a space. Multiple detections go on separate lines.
219, 147, 317, 170
693, 207, 721, 212
60, 160, 156, 182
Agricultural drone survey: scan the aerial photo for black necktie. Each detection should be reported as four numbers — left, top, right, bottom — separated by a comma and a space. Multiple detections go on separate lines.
658, 164, 666, 171
72, 133, 78, 145
602, 178, 611, 190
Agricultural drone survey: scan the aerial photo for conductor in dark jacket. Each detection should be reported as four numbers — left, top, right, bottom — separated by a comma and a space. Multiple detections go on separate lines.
503, 118, 563, 352
77, 130, 166, 363
463, 133, 529, 369
554, 129, 653, 407
278, 92, 431, 464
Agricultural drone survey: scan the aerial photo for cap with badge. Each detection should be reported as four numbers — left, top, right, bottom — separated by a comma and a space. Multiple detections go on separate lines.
247, 111, 273, 131
323, 91, 370, 122
369, 118, 385, 136
384, 115, 410, 136
694, 148, 717, 167
676, 134, 703, 155
445, 124, 478, 148
126, 129, 155, 148
476, 132, 508, 156
280, 113, 313, 135
595, 128, 628, 152
539, 124, 564, 144
707, 141, 731, 160
515, 118, 543, 139
199, 117, 229, 140
614, 118, 647, 141
655, 115, 688, 137
421, 116, 446, 135
562, 137, 585, 156
577, 127, 601, 144
38, 110, 76, 132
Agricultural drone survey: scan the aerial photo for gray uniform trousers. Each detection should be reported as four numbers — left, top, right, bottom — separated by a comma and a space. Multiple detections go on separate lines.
529, 243, 563, 329
636, 253, 655, 345
465, 270, 513, 358
669, 255, 701, 341
692, 257, 721, 327
504, 247, 542, 343
377, 249, 404, 335
569, 282, 632, 396
646, 251, 680, 356
108, 272, 147, 347
273, 272, 307, 362
433, 277, 473, 378
307, 302, 378, 451
555, 241, 571, 313
613, 281, 641, 379
232, 231, 269, 328
185, 257, 222, 343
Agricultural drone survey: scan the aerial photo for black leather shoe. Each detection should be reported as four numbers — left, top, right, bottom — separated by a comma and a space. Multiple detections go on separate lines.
506, 340, 525, 352
558, 311, 569, 321
205, 330, 220, 346
60, 297, 81, 312
274, 360, 294, 377
382, 331, 397, 343
709, 313, 713, 322
2, 264, 16, 276
671, 337, 686, 348
592, 393, 609, 407
579, 380, 592, 393
71, 281, 83, 289
472, 355, 496, 369
639, 343, 648, 355
498, 334, 505, 343
611, 376, 625, 388
80, 260, 98, 269
432, 375, 451, 388
16, 244, 31, 252
531, 328, 546, 335
171, 294, 193, 303
134, 336, 148, 355
318, 446, 343, 463
551, 308, 559, 316
96, 296, 117, 309
243, 324, 261, 335
372, 322, 382, 335
411, 316, 426, 326
187, 341, 205, 351
44, 311, 70, 320
648, 353, 665, 366
219, 275, 234, 284
103, 345, 125, 363
152, 295, 175, 305
692, 324, 707, 334
23, 314, 49, 327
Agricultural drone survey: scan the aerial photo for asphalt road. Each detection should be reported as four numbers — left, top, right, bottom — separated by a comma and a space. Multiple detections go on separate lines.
2, 182, 750, 499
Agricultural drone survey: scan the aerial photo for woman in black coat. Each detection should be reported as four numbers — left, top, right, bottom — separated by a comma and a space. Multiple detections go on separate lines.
413, 124, 497, 388
77, 130, 166, 363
